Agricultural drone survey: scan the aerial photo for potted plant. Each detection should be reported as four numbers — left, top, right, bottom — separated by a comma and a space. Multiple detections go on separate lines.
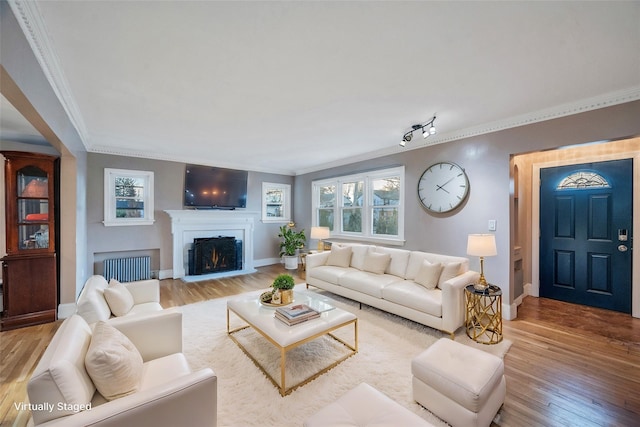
272, 273, 295, 304
278, 224, 306, 270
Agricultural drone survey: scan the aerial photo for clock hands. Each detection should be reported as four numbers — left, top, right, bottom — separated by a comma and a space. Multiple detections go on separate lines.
435, 176, 456, 193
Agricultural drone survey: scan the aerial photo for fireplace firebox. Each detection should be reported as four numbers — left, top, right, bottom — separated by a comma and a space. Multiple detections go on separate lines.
189, 236, 242, 275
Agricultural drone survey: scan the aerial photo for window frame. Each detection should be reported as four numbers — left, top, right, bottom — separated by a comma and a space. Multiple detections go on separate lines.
312, 166, 405, 244
261, 182, 292, 223
103, 168, 155, 227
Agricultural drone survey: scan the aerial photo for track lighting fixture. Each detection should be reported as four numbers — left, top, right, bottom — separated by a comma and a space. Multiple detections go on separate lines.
400, 115, 437, 147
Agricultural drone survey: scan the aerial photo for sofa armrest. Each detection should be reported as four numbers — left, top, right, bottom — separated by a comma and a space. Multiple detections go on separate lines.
440, 270, 480, 335
306, 252, 330, 270
39, 369, 217, 427
108, 309, 183, 361
124, 279, 160, 304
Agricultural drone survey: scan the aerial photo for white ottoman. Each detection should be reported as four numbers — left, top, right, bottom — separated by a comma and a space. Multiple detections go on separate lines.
304, 383, 436, 427
412, 338, 506, 427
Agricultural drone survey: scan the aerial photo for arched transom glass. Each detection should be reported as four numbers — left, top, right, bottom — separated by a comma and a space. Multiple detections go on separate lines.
557, 171, 610, 190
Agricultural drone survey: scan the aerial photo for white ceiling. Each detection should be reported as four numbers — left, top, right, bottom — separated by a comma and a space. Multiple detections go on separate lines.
3, 1, 640, 175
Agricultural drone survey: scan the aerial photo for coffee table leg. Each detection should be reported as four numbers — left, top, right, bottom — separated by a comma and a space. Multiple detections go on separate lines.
280, 347, 286, 396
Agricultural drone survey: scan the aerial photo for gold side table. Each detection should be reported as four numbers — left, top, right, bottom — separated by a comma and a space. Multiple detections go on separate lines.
465, 284, 503, 345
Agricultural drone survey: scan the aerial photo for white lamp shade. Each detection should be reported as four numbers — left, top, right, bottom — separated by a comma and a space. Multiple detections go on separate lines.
467, 234, 497, 257
310, 226, 330, 240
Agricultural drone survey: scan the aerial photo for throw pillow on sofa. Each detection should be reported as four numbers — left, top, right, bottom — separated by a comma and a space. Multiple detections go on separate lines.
362, 252, 391, 275
103, 279, 134, 316
85, 321, 144, 401
438, 262, 463, 287
414, 260, 443, 289
327, 245, 353, 268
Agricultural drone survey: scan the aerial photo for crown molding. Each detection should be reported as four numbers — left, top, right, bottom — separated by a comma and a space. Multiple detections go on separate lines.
7, 0, 90, 148
294, 86, 640, 175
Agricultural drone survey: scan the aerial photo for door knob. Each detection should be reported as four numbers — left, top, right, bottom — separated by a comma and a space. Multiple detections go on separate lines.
618, 245, 628, 252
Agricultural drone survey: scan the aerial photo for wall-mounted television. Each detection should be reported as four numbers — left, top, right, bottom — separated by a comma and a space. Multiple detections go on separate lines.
184, 164, 248, 209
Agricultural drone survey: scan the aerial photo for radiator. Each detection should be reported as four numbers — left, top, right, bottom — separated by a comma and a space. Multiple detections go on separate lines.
103, 256, 151, 282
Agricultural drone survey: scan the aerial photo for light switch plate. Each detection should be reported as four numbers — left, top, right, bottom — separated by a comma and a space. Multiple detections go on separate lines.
488, 219, 497, 231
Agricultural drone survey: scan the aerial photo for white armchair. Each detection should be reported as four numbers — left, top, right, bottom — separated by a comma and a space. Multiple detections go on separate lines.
27, 310, 217, 427
76, 275, 163, 324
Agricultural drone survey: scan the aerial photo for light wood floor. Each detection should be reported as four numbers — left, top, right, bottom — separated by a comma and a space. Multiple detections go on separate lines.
1, 265, 639, 427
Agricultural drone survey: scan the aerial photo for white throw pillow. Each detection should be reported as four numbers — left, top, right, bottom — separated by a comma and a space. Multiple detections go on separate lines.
103, 279, 134, 316
438, 262, 463, 287
326, 245, 353, 268
362, 252, 391, 275
85, 321, 143, 401
414, 260, 443, 289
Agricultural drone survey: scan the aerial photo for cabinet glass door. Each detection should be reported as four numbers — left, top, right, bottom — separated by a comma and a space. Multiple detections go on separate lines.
17, 166, 50, 250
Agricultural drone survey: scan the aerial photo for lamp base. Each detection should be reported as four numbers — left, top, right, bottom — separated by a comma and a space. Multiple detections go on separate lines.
473, 282, 489, 291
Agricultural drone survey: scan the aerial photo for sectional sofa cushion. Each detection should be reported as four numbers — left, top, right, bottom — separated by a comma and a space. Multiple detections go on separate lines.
414, 260, 443, 290
382, 281, 443, 317
438, 262, 463, 287
85, 321, 144, 401
362, 252, 391, 275
327, 245, 353, 267
349, 245, 370, 270
375, 246, 411, 278
340, 271, 401, 298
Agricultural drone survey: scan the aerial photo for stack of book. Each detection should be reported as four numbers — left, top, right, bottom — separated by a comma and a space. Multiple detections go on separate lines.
275, 304, 320, 326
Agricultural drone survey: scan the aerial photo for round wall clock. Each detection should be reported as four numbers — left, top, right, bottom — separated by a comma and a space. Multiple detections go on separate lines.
418, 162, 469, 213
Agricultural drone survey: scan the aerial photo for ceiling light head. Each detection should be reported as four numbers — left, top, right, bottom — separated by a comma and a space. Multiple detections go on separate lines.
429, 124, 436, 135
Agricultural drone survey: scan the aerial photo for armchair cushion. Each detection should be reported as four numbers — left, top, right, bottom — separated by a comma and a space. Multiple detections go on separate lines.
85, 321, 143, 401
103, 279, 135, 316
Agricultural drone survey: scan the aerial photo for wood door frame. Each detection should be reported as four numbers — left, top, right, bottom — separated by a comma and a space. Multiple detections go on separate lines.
531, 151, 640, 318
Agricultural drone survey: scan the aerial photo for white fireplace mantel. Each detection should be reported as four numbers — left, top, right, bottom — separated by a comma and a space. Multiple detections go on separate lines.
165, 210, 258, 280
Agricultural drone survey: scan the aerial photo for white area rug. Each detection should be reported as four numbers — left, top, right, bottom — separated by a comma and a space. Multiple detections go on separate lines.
179, 285, 511, 427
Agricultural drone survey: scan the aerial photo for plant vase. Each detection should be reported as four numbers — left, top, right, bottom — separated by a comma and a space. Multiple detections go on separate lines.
280, 289, 294, 304
283, 255, 298, 270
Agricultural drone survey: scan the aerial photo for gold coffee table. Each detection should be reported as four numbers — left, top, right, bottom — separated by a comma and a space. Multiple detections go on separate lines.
227, 289, 358, 396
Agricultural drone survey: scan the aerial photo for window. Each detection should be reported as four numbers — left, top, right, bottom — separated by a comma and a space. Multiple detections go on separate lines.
557, 171, 610, 190
103, 168, 154, 226
262, 182, 291, 222
312, 166, 405, 243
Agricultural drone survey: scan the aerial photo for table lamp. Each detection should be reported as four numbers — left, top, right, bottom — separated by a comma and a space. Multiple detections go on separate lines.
310, 226, 330, 251
466, 234, 497, 291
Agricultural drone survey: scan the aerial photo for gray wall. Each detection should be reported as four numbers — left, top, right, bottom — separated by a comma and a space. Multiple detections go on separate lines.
1, 1, 88, 310
86, 153, 294, 276
294, 100, 640, 317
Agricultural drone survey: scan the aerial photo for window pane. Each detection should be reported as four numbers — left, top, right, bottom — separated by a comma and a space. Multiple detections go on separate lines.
318, 208, 334, 231
342, 208, 362, 232
265, 188, 283, 203
373, 177, 400, 206
342, 181, 364, 207
116, 198, 144, 218
319, 185, 336, 208
373, 207, 398, 236
115, 177, 144, 198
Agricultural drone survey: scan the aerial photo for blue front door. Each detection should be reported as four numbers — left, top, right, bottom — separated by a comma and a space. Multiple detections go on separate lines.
540, 159, 633, 313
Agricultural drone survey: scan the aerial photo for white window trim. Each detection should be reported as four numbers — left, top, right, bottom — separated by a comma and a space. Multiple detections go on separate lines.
103, 168, 155, 227
262, 182, 291, 223
312, 166, 405, 244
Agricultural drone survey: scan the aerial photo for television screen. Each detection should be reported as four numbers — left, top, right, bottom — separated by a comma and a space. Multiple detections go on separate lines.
184, 165, 248, 209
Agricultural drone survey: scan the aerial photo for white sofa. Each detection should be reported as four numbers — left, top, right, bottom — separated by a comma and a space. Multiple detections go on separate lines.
76, 275, 163, 324
306, 244, 479, 337
27, 311, 217, 427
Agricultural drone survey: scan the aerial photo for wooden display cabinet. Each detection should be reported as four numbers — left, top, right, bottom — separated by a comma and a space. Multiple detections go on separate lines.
1, 151, 58, 331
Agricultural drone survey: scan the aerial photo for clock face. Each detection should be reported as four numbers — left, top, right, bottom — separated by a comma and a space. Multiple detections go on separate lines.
418, 162, 469, 213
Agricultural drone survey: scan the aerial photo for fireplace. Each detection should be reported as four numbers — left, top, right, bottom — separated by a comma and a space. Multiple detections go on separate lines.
165, 209, 257, 281
190, 236, 242, 275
